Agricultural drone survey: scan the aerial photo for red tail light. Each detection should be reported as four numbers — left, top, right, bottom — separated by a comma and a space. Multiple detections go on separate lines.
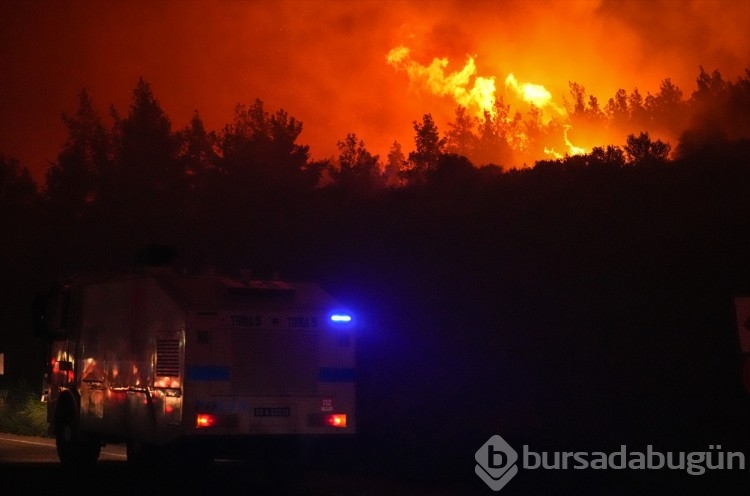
309, 412, 349, 428
325, 413, 347, 428
196, 413, 218, 428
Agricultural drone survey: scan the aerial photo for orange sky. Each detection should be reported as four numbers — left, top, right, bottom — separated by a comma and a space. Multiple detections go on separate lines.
1, 0, 748, 184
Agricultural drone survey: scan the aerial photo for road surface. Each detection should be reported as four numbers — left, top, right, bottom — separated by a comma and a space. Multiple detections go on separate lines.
0, 433, 483, 495
0, 432, 125, 463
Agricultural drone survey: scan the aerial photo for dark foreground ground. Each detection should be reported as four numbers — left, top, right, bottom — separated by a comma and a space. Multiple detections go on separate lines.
2, 432, 750, 496
2, 457, 749, 496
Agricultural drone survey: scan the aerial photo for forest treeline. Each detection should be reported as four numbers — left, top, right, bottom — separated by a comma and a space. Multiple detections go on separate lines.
2, 67, 750, 477
1, 67, 748, 277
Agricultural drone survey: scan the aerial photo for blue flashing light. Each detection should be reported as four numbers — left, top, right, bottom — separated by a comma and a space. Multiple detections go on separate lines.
330, 313, 353, 324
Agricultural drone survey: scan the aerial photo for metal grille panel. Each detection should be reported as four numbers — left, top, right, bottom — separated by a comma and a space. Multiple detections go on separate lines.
156, 338, 180, 377
231, 330, 319, 396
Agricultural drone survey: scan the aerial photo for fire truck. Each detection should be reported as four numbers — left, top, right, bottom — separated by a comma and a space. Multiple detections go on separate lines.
33, 268, 355, 465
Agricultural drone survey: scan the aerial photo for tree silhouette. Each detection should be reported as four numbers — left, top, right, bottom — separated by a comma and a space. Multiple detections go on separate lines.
177, 111, 219, 181
627, 88, 649, 129
219, 99, 313, 195
428, 152, 477, 189
624, 131, 671, 165
333, 132, 383, 192
89, 78, 185, 264
0, 154, 39, 272
444, 106, 476, 159
645, 78, 687, 134
685, 68, 750, 143
692, 66, 728, 106
116, 78, 179, 195
102, 78, 182, 218
566, 81, 588, 116
268, 108, 313, 187
0, 154, 37, 209
45, 89, 110, 213
522, 104, 545, 157
605, 88, 630, 128
174, 111, 223, 262
589, 145, 626, 168
474, 99, 513, 167
385, 141, 406, 187
565, 81, 607, 149
406, 114, 445, 184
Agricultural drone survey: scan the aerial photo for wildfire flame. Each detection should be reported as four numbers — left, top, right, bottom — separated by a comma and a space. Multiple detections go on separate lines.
386, 46, 496, 117
564, 125, 587, 155
504, 74, 565, 122
388, 45, 588, 159
544, 126, 587, 159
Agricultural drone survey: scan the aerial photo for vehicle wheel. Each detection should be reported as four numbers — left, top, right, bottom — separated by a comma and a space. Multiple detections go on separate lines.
55, 416, 78, 465
56, 417, 100, 465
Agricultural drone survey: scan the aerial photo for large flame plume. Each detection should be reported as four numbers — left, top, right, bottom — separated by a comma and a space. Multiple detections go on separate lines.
504, 74, 565, 122
388, 45, 588, 158
387, 46, 497, 118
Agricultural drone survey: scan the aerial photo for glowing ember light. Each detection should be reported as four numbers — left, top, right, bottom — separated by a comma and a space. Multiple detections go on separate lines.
564, 125, 587, 155
387, 46, 496, 117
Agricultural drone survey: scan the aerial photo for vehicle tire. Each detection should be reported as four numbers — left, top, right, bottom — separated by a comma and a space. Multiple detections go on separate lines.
55, 416, 101, 465
55, 415, 78, 465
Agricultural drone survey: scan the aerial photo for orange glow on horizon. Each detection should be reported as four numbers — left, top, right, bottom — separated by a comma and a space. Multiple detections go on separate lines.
0, 0, 748, 181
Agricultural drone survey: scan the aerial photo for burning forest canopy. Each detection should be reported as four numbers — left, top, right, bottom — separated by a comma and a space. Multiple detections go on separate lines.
2, 64, 750, 197
1, 0, 749, 184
